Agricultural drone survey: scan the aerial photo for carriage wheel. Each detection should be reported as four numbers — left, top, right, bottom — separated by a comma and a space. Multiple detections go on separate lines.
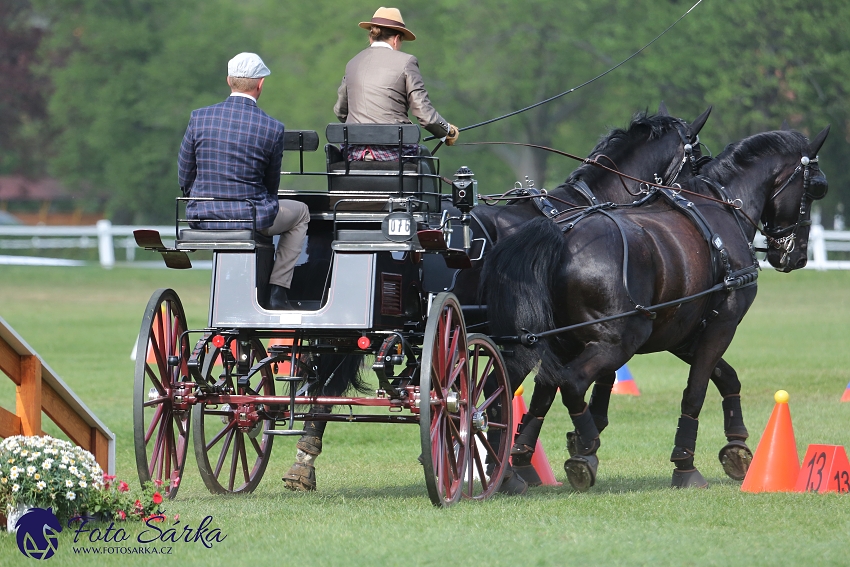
133, 289, 190, 499
419, 292, 469, 507
192, 338, 275, 494
463, 334, 511, 500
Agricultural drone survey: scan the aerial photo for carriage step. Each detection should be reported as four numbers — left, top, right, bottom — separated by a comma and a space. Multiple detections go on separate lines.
264, 429, 307, 436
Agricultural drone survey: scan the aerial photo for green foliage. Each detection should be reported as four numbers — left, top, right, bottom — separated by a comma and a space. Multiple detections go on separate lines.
11, 0, 850, 222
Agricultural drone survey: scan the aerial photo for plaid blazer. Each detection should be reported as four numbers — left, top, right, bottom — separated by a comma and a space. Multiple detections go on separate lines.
178, 96, 284, 230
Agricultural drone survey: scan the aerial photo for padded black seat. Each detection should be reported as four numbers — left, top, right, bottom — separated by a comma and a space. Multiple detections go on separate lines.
324, 124, 440, 212
178, 229, 273, 245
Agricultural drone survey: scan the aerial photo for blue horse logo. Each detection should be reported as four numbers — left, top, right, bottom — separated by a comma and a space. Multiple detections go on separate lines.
15, 507, 62, 560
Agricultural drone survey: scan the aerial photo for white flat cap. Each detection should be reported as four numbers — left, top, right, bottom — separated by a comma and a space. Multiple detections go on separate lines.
227, 52, 271, 78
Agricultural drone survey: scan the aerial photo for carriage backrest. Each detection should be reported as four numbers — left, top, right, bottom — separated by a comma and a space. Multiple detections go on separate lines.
324, 123, 439, 212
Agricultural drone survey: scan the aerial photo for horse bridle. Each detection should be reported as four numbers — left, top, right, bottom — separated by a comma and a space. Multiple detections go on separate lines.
760, 155, 826, 261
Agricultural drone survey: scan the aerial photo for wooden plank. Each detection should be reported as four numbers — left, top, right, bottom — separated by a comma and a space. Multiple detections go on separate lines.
92, 429, 110, 473
42, 382, 91, 451
16, 355, 41, 436
0, 406, 22, 438
0, 337, 21, 385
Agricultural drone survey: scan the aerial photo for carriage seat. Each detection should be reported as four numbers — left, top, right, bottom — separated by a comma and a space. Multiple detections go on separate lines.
176, 229, 273, 250
325, 123, 440, 212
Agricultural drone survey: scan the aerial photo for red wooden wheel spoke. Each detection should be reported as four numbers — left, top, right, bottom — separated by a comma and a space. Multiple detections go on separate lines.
214, 429, 235, 479
476, 387, 505, 413
205, 421, 235, 452
144, 404, 164, 444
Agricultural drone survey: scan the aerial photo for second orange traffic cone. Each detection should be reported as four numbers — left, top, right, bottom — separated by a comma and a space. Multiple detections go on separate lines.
740, 390, 800, 493
511, 385, 561, 486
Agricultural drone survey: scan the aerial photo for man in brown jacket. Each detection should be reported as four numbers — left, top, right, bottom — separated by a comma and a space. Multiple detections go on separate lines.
333, 7, 459, 161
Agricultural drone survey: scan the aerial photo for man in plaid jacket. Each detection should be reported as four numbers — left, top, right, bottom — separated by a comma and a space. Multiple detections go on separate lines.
179, 52, 308, 310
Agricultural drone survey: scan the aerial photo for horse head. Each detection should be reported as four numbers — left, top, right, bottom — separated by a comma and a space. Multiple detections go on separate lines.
762, 125, 829, 272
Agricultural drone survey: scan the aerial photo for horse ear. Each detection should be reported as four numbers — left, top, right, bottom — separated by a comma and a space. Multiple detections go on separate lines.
658, 101, 669, 116
780, 119, 790, 130
689, 106, 712, 138
807, 125, 830, 156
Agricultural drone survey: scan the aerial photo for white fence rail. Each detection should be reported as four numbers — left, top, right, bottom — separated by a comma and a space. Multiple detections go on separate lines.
0, 220, 174, 267
2, 221, 850, 270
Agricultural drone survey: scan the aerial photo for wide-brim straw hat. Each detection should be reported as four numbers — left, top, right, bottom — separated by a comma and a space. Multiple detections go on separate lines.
359, 7, 416, 41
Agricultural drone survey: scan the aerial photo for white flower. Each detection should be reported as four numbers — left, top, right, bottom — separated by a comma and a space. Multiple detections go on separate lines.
58, 464, 66, 470
42, 460, 52, 470
61, 455, 70, 465
65, 479, 74, 488
78, 480, 87, 488
36, 480, 46, 490
69, 465, 78, 475
10, 470, 18, 480
26, 465, 36, 476
10, 466, 18, 474
66, 491, 76, 501
20, 450, 28, 457
12, 484, 20, 493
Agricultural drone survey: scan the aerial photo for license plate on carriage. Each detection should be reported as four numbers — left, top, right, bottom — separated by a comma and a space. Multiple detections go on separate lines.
382, 212, 415, 242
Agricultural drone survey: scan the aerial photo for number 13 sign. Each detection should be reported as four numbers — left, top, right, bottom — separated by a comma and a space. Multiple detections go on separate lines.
794, 444, 850, 493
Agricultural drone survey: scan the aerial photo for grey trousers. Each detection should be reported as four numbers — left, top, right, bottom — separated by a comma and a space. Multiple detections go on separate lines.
261, 200, 310, 289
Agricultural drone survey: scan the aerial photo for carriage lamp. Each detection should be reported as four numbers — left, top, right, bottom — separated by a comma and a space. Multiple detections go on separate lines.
451, 166, 478, 213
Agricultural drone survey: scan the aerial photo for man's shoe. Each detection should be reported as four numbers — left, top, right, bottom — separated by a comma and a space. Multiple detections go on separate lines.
268, 284, 293, 310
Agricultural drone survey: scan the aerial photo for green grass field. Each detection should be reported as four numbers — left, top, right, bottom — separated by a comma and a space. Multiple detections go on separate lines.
1, 265, 849, 566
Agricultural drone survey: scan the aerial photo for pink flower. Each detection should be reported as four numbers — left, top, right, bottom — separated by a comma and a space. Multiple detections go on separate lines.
154, 479, 163, 487
118, 481, 129, 493
172, 476, 181, 487
103, 474, 116, 488
173, 514, 180, 522
134, 499, 143, 512
152, 492, 163, 505
117, 510, 127, 520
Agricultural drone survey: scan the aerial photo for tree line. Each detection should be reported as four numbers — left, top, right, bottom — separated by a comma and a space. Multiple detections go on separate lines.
2, 0, 847, 224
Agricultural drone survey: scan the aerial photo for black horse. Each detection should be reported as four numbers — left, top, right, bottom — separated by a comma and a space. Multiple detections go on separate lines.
481, 126, 829, 491
283, 107, 712, 492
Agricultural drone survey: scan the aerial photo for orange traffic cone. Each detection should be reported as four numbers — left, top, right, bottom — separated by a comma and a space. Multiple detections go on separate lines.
612, 364, 640, 396
741, 390, 800, 493
841, 381, 850, 402
511, 385, 561, 486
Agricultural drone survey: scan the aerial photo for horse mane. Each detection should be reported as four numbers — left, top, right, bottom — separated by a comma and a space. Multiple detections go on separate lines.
561, 111, 684, 187
701, 130, 808, 184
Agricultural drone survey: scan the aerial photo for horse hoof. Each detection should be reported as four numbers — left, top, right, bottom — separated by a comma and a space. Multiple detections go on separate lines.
671, 467, 708, 488
564, 454, 598, 492
565, 431, 578, 457
718, 440, 753, 481
283, 462, 316, 491
497, 467, 528, 496
512, 464, 542, 487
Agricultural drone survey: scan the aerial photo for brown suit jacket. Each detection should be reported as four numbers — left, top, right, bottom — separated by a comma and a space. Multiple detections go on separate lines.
334, 45, 450, 138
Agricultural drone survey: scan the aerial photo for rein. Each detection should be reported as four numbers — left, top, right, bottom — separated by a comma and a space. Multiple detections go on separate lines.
424, 0, 705, 142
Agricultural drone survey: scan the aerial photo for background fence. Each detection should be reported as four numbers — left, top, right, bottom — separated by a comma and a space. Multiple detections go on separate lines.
2, 220, 850, 270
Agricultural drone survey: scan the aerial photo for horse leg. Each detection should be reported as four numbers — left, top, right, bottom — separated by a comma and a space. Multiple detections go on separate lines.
494, 354, 540, 494
712, 359, 753, 480
510, 382, 558, 486
283, 353, 366, 491
567, 372, 615, 457
676, 355, 753, 481
283, 405, 329, 491
554, 342, 632, 492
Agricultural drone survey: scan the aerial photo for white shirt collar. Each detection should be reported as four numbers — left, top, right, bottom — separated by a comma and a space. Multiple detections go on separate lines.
229, 92, 257, 103
371, 41, 393, 50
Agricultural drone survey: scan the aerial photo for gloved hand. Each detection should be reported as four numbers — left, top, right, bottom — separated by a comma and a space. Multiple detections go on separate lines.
445, 124, 459, 146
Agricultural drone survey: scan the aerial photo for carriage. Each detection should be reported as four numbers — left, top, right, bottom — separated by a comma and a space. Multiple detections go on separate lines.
132, 123, 512, 507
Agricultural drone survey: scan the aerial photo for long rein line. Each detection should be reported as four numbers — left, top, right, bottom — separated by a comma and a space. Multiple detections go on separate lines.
424, 0, 705, 143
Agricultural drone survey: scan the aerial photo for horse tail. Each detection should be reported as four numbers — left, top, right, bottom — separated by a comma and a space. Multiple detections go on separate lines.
481, 217, 565, 381
309, 354, 370, 396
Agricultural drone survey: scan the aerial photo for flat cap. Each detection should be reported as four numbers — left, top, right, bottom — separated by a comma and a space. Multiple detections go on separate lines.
227, 52, 271, 79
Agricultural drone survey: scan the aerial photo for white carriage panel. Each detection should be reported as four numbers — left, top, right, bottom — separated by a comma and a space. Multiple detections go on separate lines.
209, 251, 375, 329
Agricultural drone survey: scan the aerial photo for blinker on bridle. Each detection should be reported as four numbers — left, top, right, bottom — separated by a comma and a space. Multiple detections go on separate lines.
761, 154, 826, 260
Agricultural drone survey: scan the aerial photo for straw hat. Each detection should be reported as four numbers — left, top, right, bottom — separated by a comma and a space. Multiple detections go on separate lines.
359, 7, 416, 41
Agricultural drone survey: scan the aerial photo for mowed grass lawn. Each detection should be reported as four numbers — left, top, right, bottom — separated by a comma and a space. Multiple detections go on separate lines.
1, 264, 849, 566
